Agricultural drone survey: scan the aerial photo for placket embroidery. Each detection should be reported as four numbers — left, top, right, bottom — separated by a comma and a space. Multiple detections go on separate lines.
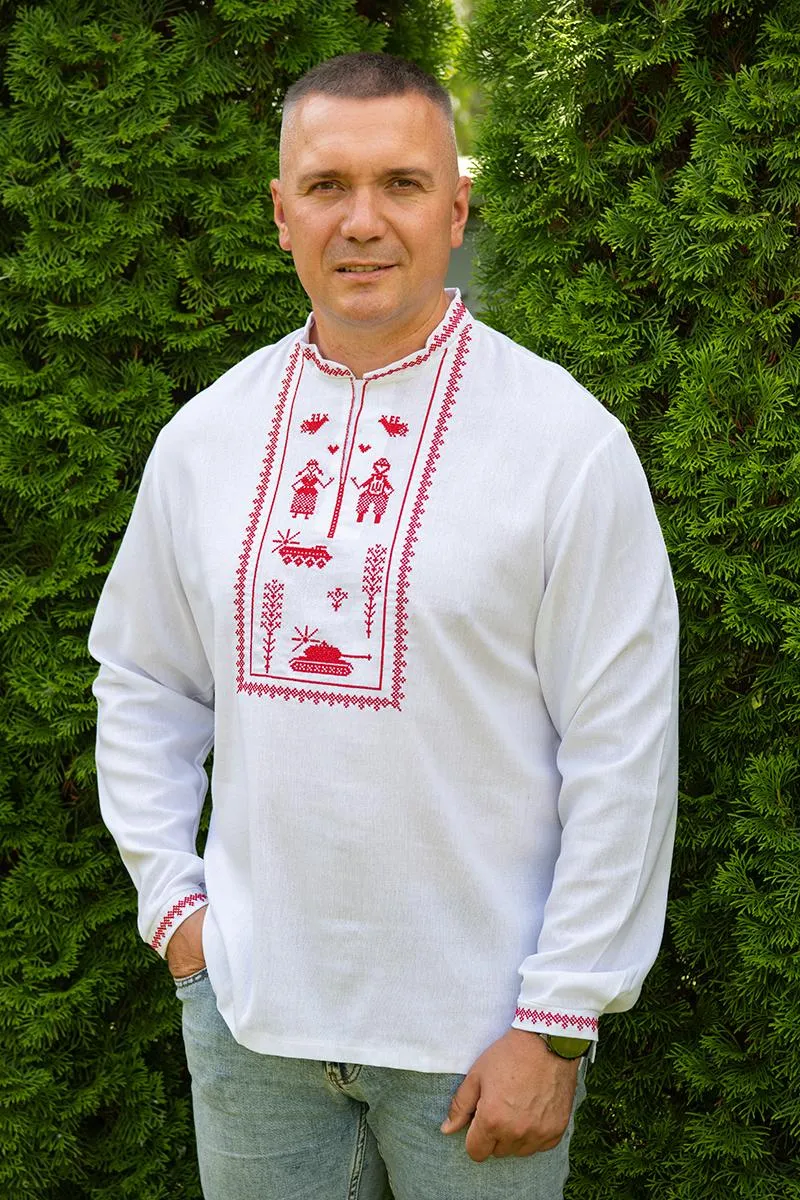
327, 380, 364, 540
235, 304, 471, 709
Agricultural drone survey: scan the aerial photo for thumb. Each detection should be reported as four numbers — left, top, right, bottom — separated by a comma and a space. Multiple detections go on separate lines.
440, 1073, 481, 1134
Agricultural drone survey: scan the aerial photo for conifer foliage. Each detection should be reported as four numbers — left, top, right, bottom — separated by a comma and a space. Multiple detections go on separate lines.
466, 1, 800, 1196
0, 2, 456, 1196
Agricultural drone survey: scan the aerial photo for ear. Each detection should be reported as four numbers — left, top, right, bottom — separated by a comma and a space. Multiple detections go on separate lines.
270, 179, 292, 251
450, 174, 472, 250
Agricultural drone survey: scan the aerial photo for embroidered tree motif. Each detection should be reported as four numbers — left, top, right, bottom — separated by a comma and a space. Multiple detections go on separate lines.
300, 413, 329, 434
260, 580, 284, 672
362, 544, 387, 639
328, 587, 348, 612
379, 415, 408, 437
352, 458, 393, 525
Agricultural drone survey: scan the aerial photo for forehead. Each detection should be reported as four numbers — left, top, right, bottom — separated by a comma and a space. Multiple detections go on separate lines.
280, 92, 452, 176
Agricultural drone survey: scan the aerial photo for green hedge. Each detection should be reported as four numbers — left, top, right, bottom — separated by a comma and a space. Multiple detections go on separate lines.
0, 3, 457, 1195
465, 0, 800, 1196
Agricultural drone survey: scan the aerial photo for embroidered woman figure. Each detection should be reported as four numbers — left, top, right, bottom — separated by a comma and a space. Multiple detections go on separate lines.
291, 459, 332, 519
353, 457, 394, 525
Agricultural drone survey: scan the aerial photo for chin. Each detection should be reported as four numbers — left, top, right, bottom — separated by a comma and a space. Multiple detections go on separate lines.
334, 297, 402, 328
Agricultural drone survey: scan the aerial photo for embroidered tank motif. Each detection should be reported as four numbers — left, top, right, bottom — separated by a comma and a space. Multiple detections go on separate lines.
288, 640, 371, 677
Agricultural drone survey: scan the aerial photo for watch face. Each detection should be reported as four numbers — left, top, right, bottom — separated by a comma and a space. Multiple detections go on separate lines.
545, 1035, 592, 1059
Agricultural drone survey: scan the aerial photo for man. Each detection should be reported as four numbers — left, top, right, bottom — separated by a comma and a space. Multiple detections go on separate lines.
90, 52, 679, 1200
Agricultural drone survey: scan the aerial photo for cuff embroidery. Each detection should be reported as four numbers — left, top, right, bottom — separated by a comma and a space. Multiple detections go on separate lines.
515, 1007, 599, 1034
151, 892, 208, 951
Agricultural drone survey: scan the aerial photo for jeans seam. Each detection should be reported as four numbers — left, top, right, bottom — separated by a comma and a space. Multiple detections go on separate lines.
346, 1102, 369, 1200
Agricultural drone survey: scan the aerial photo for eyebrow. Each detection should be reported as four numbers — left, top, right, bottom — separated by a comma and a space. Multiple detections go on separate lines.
296, 167, 437, 187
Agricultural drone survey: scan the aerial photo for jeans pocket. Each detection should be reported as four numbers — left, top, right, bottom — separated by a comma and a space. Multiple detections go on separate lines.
174, 967, 209, 993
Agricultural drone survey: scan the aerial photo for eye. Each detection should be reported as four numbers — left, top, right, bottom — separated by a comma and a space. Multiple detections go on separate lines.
309, 180, 342, 193
389, 177, 421, 190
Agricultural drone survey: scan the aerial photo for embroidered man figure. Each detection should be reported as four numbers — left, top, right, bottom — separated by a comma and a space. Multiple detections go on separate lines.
354, 456, 393, 524
90, 52, 679, 1200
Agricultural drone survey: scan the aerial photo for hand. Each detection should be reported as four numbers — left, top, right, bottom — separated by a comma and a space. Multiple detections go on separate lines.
440, 1028, 579, 1162
166, 906, 207, 980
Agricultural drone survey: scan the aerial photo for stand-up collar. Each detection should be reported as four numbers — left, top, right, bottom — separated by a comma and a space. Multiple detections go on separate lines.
296, 289, 471, 380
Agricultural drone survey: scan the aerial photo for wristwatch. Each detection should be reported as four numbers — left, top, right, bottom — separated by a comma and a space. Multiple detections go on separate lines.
537, 1033, 592, 1060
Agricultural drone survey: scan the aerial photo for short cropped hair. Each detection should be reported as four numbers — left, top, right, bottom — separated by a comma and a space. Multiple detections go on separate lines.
283, 52, 453, 122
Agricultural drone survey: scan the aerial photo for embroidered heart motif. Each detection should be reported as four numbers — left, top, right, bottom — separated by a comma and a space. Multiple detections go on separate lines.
359, 443, 371, 453
328, 444, 339, 454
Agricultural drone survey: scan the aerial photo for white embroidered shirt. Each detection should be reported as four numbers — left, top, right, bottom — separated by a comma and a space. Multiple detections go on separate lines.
90, 293, 679, 1072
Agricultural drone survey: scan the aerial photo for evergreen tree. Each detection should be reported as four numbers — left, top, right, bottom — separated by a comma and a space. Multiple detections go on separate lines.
465, 0, 800, 1196
0, 3, 457, 1196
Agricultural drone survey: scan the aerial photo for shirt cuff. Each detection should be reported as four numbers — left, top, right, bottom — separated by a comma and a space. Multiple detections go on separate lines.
512, 1004, 599, 1041
149, 891, 208, 958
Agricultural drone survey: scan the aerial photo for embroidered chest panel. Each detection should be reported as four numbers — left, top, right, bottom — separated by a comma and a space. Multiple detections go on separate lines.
235, 315, 472, 710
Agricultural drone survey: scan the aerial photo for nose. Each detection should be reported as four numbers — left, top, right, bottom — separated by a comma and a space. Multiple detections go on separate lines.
339, 186, 387, 241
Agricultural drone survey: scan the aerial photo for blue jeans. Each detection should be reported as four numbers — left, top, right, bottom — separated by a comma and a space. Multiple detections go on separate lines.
177, 970, 587, 1200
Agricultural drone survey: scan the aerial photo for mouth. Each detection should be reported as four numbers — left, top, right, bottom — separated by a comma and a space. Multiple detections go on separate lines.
335, 264, 395, 276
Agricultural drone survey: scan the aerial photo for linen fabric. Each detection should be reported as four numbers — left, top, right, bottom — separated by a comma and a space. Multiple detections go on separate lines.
90, 291, 679, 1073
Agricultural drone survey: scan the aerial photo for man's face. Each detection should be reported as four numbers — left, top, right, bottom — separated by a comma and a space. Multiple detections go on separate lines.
271, 92, 471, 348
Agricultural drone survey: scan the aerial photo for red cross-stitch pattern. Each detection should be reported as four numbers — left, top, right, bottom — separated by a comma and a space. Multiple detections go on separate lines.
362, 545, 387, 639
300, 413, 329, 434
367, 301, 467, 381
302, 346, 351, 377
389, 325, 472, 707
260, 580, 284, 672
302, 300, 466, 382
514, 1008, 599, 1034
151, 892, 208, 951
328, 587, 348, 612
235, 344, 302, 691
379, 415, 409, 438
235, 321, 472, 708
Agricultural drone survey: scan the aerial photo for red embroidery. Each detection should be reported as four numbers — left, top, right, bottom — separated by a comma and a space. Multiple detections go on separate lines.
151, 893, 208, 951
388, 326, 471, 707
379, 415, 408, 438
235, 342, 302, 692
325, 379, 361, 541
301, 299, 467, 382
362, 544, 387, 639
353, 458, 393, 524
328, 443, 339, 454
514, 1008, 599, 1034
273, 530, 331, 568
235, 322, 472, 708
358, 443, 371, 453
289, 626, 370, 676
260, 580, 284, 672
328, 587, 348, 612
302, 346, 351, 376
290, 459, 334, 519
291, 624, 319, 651
300, 412, 329, 434
364, 300, 467, 382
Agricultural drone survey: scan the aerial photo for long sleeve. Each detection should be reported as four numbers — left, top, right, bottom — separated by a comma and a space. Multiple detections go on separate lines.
513, 425, 679, 1041
89, 438, 215, 957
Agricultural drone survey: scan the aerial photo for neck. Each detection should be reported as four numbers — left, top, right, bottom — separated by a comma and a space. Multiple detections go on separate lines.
309, 293, 451, 378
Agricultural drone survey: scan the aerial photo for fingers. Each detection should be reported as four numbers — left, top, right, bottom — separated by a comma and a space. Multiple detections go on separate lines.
464, 1113, 498, 1162
465, 1114, 564, 1161
440, 1072, 481, 1135
166, 906, 208, 978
